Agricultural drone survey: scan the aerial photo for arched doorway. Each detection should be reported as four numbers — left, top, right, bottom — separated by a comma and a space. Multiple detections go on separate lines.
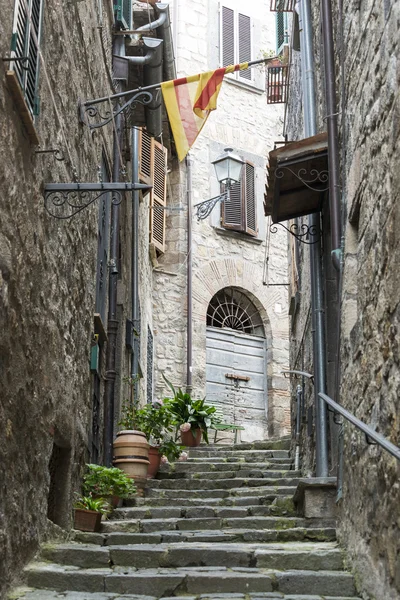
206, 287, 268, 442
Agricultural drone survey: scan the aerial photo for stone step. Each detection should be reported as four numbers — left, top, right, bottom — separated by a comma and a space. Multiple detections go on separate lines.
157, 469, 300, 480
187, 450, 290, 459
9, 589, 363, 600
200, 439, 291, 451
129, 494, 293, 508
145, 486, 297, 499
73, 526, 337, 545
110, 502, 295, 521
101, 516, 333, 534
187, 456, 293, 463
147, 477, 299, 490
41, 541, 344, 571
24, 563, 356, 597
161, 461, 294, 473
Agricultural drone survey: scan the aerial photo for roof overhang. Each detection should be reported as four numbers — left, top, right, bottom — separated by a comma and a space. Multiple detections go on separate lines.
264, 133, 329, 223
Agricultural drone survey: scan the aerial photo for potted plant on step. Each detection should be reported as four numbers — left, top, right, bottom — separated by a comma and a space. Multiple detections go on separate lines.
162, 376, 218, 447
113, 376, 150, 495
83, 464, 137, 508
135, 400, 183, 478
73, 495, 111, 532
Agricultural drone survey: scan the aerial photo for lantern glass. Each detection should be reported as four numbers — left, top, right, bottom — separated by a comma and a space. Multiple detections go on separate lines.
212, 148, 244, 185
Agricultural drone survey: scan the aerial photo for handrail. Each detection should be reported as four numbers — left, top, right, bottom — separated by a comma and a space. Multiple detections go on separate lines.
319, 392, 400, 462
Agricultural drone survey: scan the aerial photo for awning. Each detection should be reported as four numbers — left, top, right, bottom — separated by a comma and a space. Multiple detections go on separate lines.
264, 133, 329, 223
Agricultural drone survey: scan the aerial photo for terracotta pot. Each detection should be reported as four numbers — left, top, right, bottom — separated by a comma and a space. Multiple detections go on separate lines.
74, 508, 102, 532
147, 446, 162, 479
181, 428, 202, 447
113, 430, 150, 495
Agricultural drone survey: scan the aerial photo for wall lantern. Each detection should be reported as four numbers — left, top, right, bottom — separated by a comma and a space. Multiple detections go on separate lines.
195, 148, 245, 220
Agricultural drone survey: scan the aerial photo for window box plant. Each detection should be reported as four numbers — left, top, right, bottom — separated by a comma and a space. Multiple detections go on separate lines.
73, 496, 110, 532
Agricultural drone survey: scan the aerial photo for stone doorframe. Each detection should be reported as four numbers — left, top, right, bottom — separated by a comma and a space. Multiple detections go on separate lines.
192, 257, 290, 438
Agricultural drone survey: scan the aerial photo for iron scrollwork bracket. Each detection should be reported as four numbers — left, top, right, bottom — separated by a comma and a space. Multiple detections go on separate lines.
44, 189, 123, 220
194, 192, 227, 221
270, 221, 322, 245
275, 165, 329, 192
80, 90, 155, 130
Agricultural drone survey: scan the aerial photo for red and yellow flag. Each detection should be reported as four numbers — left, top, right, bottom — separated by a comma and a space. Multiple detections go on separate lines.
161, 63, 249, 162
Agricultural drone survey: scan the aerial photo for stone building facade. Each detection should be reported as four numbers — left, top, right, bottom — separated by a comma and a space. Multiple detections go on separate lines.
151, 0, 291, 440
282, 0, 400, 598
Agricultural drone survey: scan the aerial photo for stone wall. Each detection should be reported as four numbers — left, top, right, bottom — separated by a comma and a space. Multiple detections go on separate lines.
285, 0, 400, 597
0, 1, 115, 595
152, 0, 291, 438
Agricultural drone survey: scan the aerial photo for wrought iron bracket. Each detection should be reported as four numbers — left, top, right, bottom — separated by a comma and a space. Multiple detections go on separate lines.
44, 182, 152, 219
275, 165, 329, 193
270, 221, 322, 245
79, 89, 155, 130
35, 148, 65, 161
194, 192, 227, 221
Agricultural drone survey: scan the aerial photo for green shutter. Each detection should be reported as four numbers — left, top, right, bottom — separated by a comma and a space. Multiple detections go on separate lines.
276, 12, 288, 55
114, 0, 132, 30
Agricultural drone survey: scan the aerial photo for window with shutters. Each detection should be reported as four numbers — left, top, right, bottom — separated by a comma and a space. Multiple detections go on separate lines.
138, 129, 168, 254
9, 0, 44, 118
220, 5, 252, 84
276, 12, 289, 55
221, 161, 257, 237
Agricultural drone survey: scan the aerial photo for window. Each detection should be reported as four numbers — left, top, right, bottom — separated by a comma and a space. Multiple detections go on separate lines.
276, 12, 289, 55
220, 5, 252, 83
10, 0, 43, 117
221, 162, 257, 237
138, 129, 168, 254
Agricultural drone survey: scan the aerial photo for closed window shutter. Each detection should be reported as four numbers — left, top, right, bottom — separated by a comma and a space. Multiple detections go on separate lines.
138, 128, 153, 185
221, 6, 235, 68
11, 0, 43, 116
221, 177, 243, 232
150, 140, 167, 253
244, 162, 257, 236
238, 13, 252, 81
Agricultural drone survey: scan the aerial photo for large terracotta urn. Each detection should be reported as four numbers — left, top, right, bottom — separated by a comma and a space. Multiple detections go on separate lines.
113, 430, 150, 495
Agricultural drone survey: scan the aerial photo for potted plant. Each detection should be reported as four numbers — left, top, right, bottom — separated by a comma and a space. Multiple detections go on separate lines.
73, 495, 111, 532
135, 400, 183, 478
113, 376, 150, 494
162, 376, 218, 447
83, 464, 137, 508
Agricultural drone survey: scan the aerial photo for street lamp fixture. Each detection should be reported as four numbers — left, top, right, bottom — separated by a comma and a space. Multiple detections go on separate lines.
194, 148, 245, 220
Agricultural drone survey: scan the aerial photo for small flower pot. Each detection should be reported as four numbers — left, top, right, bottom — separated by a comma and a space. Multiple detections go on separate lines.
181, 428, 202, 447
74, 508, 102, 532
147, 446, 162, 479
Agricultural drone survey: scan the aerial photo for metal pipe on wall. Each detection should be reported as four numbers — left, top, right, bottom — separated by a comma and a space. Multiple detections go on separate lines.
131, 127, 140, 395
298, 0, 329, 477
186, 154, 193, 394
103, 36, 124, 466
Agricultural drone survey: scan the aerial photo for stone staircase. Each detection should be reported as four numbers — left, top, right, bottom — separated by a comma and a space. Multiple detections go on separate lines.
11, 439, 361, 600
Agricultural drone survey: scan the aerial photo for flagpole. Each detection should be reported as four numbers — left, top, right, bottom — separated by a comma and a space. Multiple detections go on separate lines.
84, 57, 279, 106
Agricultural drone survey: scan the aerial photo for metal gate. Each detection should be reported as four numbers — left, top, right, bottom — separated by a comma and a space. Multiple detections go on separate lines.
206, 326, 267, 442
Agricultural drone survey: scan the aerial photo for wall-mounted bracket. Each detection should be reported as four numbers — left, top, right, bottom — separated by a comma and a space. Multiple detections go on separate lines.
270, 221, 322, 245
44, 182, 152, 219
79, 89, 155, 130
194, 192, 227, 221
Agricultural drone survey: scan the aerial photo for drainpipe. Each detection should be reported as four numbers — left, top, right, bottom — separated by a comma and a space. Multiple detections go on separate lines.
132, 3, 169, 38
298, 0, 329, 477
103, 36, 125, 466
186, 154, 193, 394
295, 384, 302, 471
131, 127, 140, 398
320, 0, 342, 270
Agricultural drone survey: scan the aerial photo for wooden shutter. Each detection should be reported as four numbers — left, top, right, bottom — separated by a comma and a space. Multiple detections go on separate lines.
221, 6, 235, 68
10, 0, 43, 116
244, 162, 257, 236
221, 177, 243, 232
150, 140, 167, 253
238, 13, 252, 81
138, 128, 153, 185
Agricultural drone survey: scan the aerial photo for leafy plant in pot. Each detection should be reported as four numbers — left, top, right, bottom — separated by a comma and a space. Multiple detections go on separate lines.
135, 400, 183, 478
83, 464, 137, 508
162, 375, 218, 447
73, 495, 111, 532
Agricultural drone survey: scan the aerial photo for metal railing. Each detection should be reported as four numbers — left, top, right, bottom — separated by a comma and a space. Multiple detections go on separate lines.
319, 392, 400, 462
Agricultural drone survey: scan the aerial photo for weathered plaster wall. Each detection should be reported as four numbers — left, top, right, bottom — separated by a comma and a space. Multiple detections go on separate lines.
285, 0, 400, 597
152, 0, 291, 438
0, 1, 114, 595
